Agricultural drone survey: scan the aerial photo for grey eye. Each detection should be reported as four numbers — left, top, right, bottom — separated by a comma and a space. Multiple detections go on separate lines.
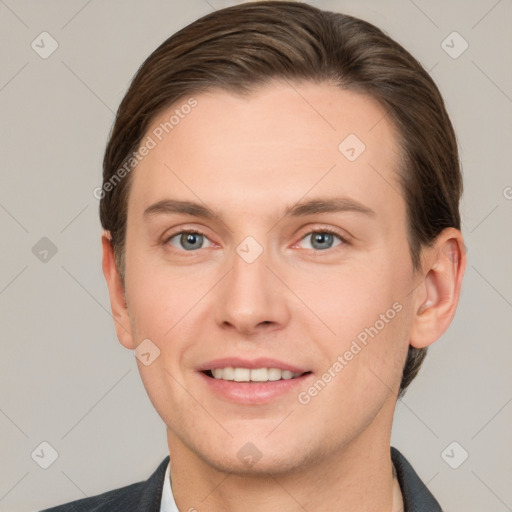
299, 232, 342, 251
168, 232, 212, 251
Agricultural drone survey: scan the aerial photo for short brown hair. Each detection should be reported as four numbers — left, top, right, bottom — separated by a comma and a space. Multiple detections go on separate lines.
100, 1, 462, 396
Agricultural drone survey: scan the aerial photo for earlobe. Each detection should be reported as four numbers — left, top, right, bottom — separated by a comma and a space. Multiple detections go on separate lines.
409, 228, 466, 349
101, 232, 134, 350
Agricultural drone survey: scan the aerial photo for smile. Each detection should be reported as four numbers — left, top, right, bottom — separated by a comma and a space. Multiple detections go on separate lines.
204, 367, 307, 382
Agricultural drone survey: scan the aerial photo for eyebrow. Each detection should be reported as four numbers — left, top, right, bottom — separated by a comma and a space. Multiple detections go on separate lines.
143, 199, 221, 220
143, 197, 376, 221
284, 197, 375, 218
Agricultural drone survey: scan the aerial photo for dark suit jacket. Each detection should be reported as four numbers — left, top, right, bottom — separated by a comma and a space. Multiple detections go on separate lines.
39, 447, 442, 511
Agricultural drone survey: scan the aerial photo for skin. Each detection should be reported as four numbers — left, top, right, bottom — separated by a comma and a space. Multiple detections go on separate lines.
102, 81, 466, 512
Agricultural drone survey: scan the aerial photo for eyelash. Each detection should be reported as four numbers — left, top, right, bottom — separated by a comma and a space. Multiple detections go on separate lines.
163, 227, 349, 253
296, 227, 348, 248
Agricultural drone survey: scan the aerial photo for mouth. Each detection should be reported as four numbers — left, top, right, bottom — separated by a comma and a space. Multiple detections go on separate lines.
196, 357, 314, 403
198, 362, 314, 404
202, 367, 312, 382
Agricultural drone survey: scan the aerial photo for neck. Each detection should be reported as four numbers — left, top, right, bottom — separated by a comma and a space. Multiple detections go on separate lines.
166, 408, 399, 512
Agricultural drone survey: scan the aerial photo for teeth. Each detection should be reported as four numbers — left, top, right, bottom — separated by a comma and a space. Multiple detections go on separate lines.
250, 368, 268, 382
281, 370, 294, 380
221, 367, 234, 380
210, 367, 302, 382
233, 368, 250, 382
268, 368, 282, 381
212, 368, 224, 379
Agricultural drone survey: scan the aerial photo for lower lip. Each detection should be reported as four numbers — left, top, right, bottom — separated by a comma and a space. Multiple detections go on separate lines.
198, 371, 313, 404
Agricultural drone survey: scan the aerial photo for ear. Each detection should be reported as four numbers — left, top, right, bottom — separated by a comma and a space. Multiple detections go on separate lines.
410, 227, 466, 349
101, 232, 134, 350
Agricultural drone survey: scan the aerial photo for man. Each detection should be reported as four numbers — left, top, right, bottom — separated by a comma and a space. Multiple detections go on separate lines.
41, 1, 465, 510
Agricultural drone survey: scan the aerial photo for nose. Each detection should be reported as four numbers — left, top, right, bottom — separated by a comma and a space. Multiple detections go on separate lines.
214, 243, 291, 336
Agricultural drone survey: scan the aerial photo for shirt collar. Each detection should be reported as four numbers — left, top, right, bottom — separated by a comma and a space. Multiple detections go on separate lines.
160, 449, 441, 511
160, 462, 180, 512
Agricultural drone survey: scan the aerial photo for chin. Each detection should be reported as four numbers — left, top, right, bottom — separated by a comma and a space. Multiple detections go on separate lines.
206, 450, 305, 477
192, 432, 321, 477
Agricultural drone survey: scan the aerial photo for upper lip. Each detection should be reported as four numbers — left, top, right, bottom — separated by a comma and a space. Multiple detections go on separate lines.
197, 357, 310, 374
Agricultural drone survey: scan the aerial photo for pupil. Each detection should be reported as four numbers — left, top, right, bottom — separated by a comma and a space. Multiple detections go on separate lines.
313, 233, 332, 249
182, 233, 202, 250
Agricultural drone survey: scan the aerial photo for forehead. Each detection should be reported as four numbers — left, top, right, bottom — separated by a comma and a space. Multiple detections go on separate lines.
128, 81, 403, 223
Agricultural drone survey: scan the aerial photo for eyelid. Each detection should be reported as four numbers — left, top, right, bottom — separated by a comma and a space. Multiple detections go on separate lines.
164, 228, 205, 241
292, 225, 351, 248
162, 225, 351, 253
162, 224, 211, 242
163, 227, 216, 252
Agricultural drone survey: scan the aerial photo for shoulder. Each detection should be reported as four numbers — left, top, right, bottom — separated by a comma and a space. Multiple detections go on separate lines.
38, 456, 170, 512
39, 482, 144, 512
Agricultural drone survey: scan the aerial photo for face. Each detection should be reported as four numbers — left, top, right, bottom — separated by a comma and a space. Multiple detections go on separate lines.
118, 81, 422, 474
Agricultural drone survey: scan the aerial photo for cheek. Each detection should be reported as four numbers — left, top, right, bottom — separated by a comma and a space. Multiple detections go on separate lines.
297, 260, 402, 335
124, 246, 202, 340
123, 250, 224, 393
296, 255, 413, 389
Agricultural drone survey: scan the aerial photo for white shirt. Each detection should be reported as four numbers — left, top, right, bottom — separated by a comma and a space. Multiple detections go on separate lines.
160, 462, 180, 512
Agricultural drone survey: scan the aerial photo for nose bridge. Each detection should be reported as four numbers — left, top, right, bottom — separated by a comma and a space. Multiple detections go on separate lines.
214, 235, 290, 333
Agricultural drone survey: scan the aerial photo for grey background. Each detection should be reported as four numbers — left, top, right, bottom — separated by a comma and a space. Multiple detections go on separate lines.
0, 0, 511, 511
